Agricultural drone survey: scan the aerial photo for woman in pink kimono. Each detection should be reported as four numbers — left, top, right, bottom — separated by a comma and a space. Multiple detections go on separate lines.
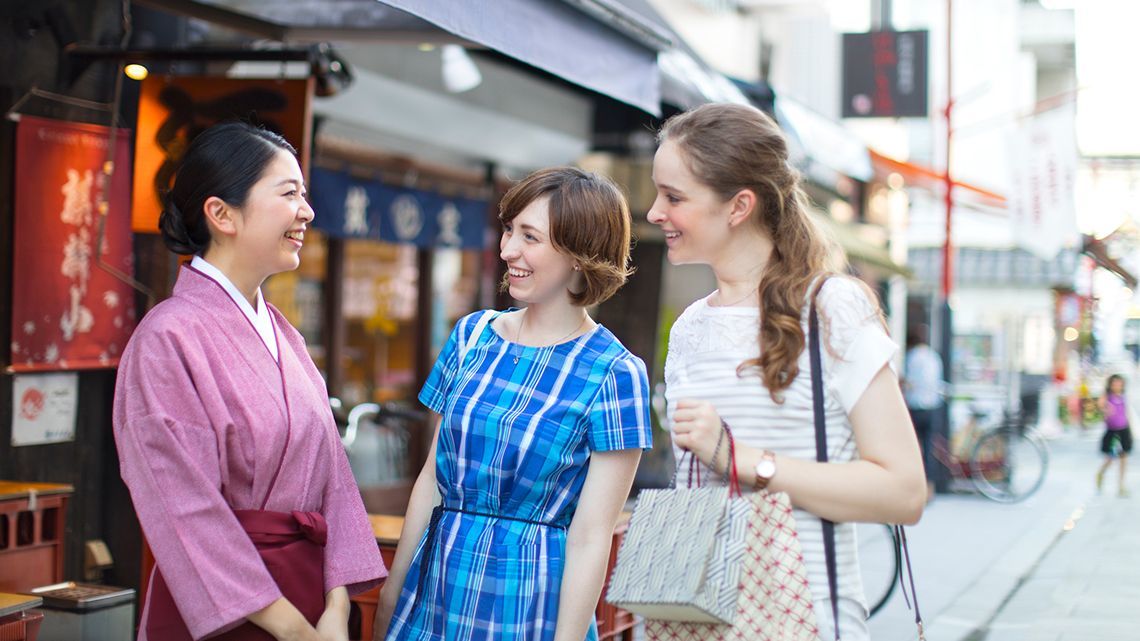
114, 122, 386, 641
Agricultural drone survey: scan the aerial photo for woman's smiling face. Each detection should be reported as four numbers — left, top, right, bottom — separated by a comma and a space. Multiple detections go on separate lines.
499, 196, 578, 306
646, 139, 733, 266
229, 149, 314, 280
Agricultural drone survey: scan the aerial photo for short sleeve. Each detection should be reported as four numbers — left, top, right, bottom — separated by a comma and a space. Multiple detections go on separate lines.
418, 311, 483, 414
816, 278, 898, 413
586, 355, 654, 452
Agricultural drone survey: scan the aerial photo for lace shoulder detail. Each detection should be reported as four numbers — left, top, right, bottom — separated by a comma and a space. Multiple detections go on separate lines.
666, 297, 759, 363
810, 276, 885, 364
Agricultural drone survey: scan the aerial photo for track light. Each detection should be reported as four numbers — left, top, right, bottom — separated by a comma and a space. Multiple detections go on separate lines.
312, 43, 353, 97
441, 45, 481, 93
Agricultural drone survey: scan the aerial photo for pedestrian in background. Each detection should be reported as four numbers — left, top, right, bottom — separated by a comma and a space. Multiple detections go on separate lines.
114, 122, 386, 641
647, 102, 926, 641
1096, 374, 1132, 497
904, 323, 945, 500
375, 167, 652, 641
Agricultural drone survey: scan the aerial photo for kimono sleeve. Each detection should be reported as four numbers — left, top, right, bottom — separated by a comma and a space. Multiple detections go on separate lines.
817, 278, 899, 414
586, 355, 654, 452
418, 312, 479, 414
113, 323, 280, 640
320, 427, 388, 595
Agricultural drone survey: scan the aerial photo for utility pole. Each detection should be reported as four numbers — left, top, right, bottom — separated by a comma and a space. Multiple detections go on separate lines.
871, 0, 893, 29
941, 0, 953, 379
937, 0, 954, 493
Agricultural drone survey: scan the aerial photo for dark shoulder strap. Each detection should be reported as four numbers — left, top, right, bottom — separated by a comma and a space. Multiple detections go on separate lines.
811, 277, 926, 641
808, 278, 841, 640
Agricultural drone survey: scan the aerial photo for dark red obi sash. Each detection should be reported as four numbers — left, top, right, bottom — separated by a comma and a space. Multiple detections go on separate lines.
144, 509, 327, 641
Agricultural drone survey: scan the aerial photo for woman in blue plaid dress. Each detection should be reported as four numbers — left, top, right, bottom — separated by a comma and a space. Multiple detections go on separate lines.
374, 167, 653, 641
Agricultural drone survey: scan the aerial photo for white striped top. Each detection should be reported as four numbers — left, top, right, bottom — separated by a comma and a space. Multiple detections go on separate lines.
664, 277, 897, 638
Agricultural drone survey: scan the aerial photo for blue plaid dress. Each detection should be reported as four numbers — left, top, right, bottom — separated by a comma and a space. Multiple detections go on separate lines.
385, 310, 653, 641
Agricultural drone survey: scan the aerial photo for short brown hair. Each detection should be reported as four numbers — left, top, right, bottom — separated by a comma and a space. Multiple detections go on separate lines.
499, 167, 633, 307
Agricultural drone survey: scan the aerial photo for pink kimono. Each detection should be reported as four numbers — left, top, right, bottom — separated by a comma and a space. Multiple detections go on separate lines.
114, 266, 386, 640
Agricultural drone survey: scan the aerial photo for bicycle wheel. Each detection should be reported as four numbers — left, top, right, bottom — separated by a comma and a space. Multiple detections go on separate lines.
857, 523, 899, 618
969, 428, 1049, 502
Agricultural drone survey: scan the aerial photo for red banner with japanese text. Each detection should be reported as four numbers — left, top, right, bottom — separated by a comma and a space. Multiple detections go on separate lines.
9, 116, 137, 372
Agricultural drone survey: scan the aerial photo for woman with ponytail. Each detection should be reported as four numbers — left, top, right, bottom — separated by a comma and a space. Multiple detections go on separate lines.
648, 103, 925, 640
114, 122, 385, 641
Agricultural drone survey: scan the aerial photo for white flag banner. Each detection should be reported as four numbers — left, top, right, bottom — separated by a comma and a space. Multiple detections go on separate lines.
1007, 103, 1079, 260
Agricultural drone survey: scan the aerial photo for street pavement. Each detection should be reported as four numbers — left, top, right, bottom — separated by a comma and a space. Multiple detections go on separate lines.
868, 428, 1138, 641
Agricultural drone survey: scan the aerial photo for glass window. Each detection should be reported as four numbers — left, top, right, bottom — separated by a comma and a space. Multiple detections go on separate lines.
264, 228, 328, 370
341, 239, 420, 407
430, 248, 481, 362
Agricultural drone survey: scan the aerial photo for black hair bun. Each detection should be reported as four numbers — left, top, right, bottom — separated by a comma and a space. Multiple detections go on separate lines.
158, 195, 206, 255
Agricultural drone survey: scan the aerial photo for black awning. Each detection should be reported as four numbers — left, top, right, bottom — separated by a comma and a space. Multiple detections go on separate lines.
140, 0, 667, 115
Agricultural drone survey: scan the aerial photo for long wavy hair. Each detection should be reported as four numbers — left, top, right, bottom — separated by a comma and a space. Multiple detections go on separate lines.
659, 103, 836, 401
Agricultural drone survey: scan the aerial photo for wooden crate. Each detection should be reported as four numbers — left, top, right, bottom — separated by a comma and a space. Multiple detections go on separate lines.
0, 610, 44, 641
0, 482, 73, 593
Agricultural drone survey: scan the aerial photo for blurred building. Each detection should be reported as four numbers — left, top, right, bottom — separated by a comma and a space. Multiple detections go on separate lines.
646, 0, 1140, 429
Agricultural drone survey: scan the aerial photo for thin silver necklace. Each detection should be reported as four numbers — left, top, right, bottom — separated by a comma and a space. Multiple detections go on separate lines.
713, 286, 758, 307
513, 309, 589, 364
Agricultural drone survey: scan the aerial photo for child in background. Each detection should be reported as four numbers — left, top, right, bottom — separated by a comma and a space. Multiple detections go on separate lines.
1096, 374, 1132, 497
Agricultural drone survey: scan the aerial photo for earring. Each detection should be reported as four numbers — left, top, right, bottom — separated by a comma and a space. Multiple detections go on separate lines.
573, 265, 580, 271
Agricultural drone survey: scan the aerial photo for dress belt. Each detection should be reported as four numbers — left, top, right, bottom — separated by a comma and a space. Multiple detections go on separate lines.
416, 504, 566, 599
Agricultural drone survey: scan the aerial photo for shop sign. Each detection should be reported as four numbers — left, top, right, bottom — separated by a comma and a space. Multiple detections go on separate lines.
309, 167, 487, 249
11, 372, 78, 446
842, 30, 928, 118
132, 75, 313, 232
9, 117, 136, 372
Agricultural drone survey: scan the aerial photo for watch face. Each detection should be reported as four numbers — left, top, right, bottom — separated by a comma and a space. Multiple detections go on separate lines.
756, 459, 776, 479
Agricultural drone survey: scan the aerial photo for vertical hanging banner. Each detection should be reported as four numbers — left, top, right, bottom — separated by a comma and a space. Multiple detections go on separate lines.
10, 117, 136, 372
1008, 103, 1079, 260
132, 76, 313, 232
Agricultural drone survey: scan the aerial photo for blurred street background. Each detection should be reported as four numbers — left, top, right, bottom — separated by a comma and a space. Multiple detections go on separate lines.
3, 1, 1140, 639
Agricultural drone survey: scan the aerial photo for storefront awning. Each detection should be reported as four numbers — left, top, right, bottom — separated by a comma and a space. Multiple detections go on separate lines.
609, 0, 749, 109
812, 212, 911, 277
776, 97, 874, 183
869, 149, 1008, 209
139, 0, 668, 115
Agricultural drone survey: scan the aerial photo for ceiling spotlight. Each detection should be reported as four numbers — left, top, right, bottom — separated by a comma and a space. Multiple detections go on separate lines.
441, 45, 481, 93
124, 63, 148, 81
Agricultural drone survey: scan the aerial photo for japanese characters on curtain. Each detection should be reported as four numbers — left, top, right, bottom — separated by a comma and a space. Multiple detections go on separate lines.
9, 116, 136, 372
308, 166, 488, 248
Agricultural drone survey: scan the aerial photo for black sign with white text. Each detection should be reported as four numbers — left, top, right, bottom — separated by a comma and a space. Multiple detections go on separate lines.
842, 30, 929, 118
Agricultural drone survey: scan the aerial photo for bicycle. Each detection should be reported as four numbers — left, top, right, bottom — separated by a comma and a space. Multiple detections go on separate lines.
333, 399, 426, 487
858, 522, 901, 618
933, 406, 1049, 503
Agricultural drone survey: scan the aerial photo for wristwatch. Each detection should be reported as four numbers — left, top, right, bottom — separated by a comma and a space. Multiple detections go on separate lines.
754, 450, 777, 490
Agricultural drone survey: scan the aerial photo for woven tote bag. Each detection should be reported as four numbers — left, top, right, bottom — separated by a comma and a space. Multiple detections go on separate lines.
644, 488, 819, 641
607, 430, 751, 623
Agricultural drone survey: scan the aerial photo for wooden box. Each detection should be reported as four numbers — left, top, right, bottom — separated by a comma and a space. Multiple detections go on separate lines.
0, 482, 73, 593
